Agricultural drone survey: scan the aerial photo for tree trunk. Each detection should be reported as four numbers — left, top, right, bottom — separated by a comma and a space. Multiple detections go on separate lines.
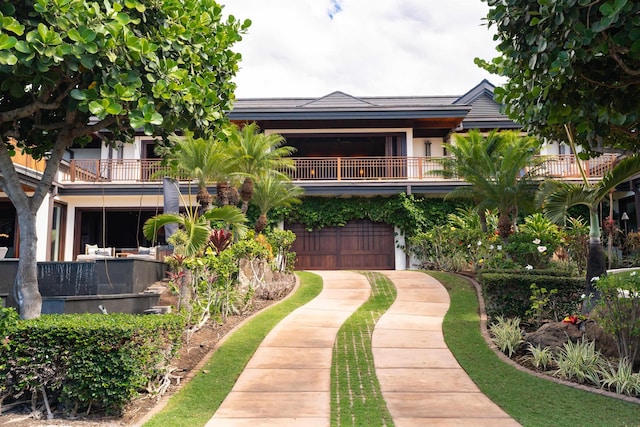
16, 210, 42, 319
582, 239, 606, 314
497, 212, 512, 242
478, 209, 488, 233
240, 177, 253, 214
255, 213, 268, 233
582, 206, 607, 314
179, 268, 193, 313
229, 186, 240, 207
216, 181, 230, 206
196, 186, 211, 216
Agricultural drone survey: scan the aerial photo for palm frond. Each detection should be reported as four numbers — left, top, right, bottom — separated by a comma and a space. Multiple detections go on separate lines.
143, 213, 185, 240
540, 182, 595, 225
203, 205, 249, 240
595, 154, 640, 200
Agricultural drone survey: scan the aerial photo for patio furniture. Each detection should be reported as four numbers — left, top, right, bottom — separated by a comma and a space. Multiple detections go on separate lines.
76, 244, 116, 261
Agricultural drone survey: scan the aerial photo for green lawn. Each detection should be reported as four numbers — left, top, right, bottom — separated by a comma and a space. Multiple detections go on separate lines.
331, 271, 396, 427
431, 271, 640, 427
144, 271, 322, 427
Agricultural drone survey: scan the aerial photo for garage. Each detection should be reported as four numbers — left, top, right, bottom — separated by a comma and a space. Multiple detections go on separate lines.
286, 220, 395, 270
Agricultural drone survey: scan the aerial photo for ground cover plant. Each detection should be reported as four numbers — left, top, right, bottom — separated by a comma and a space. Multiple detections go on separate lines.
432, 271, 640, 426
144, 271, 322, 427
331, 272, 396, 427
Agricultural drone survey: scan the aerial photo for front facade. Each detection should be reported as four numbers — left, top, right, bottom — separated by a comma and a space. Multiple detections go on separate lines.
1, 80, 632, 270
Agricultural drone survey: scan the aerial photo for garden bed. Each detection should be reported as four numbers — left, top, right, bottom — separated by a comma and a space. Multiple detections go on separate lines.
0, 275, 295, 426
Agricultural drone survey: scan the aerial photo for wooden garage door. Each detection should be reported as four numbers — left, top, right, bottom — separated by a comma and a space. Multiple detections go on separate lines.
287, 220, 395, 270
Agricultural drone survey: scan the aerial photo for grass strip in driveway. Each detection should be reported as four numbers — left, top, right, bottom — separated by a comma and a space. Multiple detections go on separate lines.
331, 271, 396, 427
431, 271, 640, 427
144, 271, 322, 427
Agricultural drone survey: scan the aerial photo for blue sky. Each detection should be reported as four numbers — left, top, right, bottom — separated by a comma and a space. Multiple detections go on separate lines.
224, 0, 506, 98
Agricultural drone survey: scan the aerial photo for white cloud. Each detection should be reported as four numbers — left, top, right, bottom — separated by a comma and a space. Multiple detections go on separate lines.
223, 0, 506, 97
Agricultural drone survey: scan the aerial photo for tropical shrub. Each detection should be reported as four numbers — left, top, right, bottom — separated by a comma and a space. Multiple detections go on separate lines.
505, 213, 563, 268
624, 231, 640, 267
526, 283, 559, 325
563, 216, 589, 275
409, 226, 470, 272
1, 313, 184, 415
264, 228, 297, 273
593, 271, 640, 362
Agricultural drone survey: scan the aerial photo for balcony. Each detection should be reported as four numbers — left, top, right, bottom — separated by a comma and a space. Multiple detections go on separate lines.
62, 154, 617, 184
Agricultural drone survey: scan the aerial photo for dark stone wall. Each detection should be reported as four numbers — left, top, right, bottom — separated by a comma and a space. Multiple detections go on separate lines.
0, 259, 167, 313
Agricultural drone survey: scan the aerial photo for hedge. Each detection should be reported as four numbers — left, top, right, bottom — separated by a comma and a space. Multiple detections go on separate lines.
477, 270, 585, 321
0, 311, 184, 416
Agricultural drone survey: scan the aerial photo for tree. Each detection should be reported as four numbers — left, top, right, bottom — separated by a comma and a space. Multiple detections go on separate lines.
478, 0, 640, 155
164, 131, 231, 215
0, 0, 249, 318
251, 174, 303, 233
439, 130, 543, 241
538, 153, 640, 312
228, 123, 296, 214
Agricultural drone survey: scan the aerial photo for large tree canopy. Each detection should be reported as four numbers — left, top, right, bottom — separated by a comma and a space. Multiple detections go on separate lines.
478, 0, 640, 155
0, 0, 249, 318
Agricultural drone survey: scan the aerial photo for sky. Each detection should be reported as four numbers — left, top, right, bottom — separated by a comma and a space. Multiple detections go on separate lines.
223, 0, 507, 99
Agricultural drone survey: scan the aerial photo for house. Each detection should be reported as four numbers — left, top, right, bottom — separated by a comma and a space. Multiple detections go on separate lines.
0, 80, 632, 270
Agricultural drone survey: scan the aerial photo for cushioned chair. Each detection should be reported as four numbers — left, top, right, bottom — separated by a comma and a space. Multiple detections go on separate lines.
127, 246, 158, 261
76, 244, 115, 261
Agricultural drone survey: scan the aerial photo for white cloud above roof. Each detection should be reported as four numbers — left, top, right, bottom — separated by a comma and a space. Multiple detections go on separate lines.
223, 0, 507, 98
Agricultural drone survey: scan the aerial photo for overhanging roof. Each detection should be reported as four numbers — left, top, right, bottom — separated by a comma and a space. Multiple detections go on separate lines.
228, 82, 520, 134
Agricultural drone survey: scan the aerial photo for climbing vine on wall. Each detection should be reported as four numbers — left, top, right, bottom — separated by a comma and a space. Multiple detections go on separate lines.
271, 193, 464, 238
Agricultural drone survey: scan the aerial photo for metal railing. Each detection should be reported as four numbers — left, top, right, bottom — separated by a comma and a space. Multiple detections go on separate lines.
64, 154, 617, 183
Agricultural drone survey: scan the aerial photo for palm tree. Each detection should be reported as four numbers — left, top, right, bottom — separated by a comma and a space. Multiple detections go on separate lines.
439, 130, 543, 241
228, 123, 296, 213
164, 131, 231, 215
537, 152, 640, 312
142, 205, 248, 257
251, 174, 303, 233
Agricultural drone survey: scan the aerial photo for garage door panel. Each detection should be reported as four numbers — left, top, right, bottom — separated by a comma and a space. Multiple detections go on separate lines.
287, 220, 395, 270
339, 254, 393, 269
294, 254, 338, 270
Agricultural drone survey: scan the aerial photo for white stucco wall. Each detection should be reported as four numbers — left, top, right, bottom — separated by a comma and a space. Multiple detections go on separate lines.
35, 192, 51, 261
394, 227, 407, 270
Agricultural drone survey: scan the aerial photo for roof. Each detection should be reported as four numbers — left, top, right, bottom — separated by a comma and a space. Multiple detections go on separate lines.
228, 81, 520, 132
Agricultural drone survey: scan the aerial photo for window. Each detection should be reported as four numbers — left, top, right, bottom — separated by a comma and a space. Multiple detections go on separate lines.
50, 203, 66, 261
424, 142, 432, 157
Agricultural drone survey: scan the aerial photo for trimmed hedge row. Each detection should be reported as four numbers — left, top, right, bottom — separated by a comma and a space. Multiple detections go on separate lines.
0, 311, 184, 415
478, 270, 585, 320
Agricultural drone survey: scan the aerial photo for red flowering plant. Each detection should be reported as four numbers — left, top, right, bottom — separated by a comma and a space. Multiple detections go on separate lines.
562, 314, 587, 325
208, 228, 233, 254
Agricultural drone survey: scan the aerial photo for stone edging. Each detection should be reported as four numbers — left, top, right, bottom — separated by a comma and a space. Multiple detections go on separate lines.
458, 273, 640, 406
133, 274, 302, 426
